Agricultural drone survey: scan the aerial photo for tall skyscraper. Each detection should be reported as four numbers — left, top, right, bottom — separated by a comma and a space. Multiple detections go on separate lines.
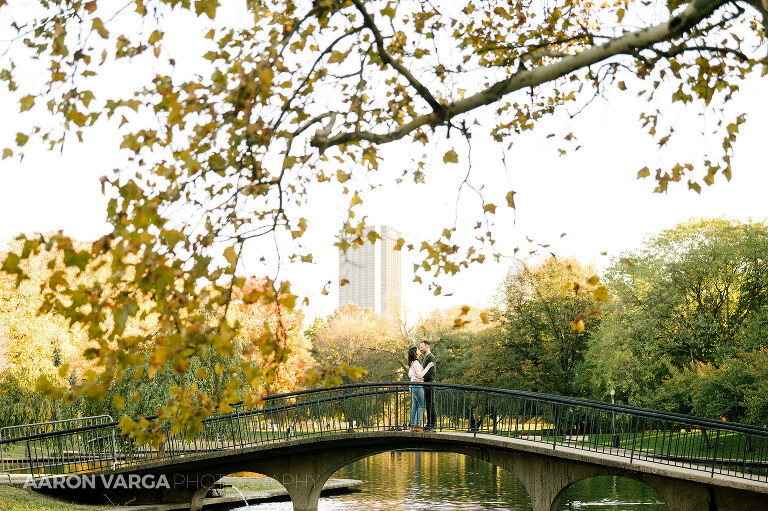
338, 225, 402, 320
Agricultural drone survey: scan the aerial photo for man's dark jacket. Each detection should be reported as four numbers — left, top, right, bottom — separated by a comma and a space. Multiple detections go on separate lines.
423, 352, 436, 382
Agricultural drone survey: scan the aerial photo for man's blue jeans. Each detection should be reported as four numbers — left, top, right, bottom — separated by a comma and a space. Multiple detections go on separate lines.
410, 385, 425, 427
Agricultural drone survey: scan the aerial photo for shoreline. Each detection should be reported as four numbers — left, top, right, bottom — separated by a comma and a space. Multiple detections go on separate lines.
0, 476, 363, 511
102, 477, 364, 511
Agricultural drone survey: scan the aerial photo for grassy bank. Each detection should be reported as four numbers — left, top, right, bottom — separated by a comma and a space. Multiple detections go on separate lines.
0, 486, 101, 511
222, 480, 283, 493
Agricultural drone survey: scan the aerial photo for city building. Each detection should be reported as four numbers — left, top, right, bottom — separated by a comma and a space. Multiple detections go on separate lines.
338, 225, 402, 320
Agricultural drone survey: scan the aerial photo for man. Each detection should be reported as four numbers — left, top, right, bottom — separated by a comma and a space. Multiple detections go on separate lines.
419, 340, 437, 431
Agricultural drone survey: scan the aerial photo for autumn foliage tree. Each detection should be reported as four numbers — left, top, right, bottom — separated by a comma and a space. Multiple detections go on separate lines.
228, 276, 314, 395
1, 238, 313, 431
0, 0, 766, 436
312, 303, 406, 382
81, 275, 315, 421
0, 241, 95, 425
0, 329, 8, 374
0, 241, 99, 380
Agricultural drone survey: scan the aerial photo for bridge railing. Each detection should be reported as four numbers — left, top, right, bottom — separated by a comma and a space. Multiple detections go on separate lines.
0, 415, 116, 475
1, 382, 767, 483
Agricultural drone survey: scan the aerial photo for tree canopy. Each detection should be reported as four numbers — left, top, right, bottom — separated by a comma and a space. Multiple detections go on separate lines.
585, 218, 768, 422
443, 257, 602, 393
1, 0, 766, 436
310, 303, 407, 382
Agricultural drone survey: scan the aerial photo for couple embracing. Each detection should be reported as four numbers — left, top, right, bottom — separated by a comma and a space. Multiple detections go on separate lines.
407, 340, 437, 432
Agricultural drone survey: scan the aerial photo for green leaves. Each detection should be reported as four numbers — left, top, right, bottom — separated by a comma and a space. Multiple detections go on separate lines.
223, 246, 238, 266
380, 2, 396, 18
499, 257, 600, 394
62, 249, 91, 271
506, 191, 516, 209
589, 219, 768, 420
148, 30, 163, 45
19, 95, 34, 112
0, 252, 22, 281
92, 18, 109, 38
195, 0, 219, 19
594, 286, 609, 302
113, 395, 126, 410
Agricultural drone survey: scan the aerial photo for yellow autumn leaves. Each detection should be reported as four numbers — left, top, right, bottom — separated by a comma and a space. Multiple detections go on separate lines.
565, 275, 610, 332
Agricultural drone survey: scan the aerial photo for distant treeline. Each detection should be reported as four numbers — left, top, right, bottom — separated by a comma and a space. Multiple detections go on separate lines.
2, 218, 767, 429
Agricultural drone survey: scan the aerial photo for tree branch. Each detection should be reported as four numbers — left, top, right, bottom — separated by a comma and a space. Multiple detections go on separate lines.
652, 44, 749, 62
351, 0, 444, 114
312, 0, 728, 150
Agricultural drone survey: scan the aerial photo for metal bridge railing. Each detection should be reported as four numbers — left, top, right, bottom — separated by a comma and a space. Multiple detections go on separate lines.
1, 383, 767, 483
0, 415, 116, 475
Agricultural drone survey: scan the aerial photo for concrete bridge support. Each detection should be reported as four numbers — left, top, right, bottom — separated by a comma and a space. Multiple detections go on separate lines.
710, 485, 768, 511
485, 451, 712, 511
188, 445, 382, 511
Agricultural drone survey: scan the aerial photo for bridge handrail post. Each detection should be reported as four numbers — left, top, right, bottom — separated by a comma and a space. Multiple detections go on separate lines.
630, 415, 637, 463
471, 392, 476, 438
712, 429, 720, 477
552, 403, 559, 449
395, 389, 399, 430
110, 425, 118, 469
228, 414, 237, 448
235, 406, 244, 447
25, 440, 34, 476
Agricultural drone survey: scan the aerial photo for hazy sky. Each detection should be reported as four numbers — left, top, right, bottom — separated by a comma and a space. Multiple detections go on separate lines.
1, 5, 766, 321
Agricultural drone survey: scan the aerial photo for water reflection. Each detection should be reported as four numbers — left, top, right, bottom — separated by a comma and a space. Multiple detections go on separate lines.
552, 475, 665, 510
233, 452, 666, 511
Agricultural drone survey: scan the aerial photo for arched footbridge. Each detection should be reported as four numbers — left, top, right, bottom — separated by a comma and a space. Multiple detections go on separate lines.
2, 383, 768, 511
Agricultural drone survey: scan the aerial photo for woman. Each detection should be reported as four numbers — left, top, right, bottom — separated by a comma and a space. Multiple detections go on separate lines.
407, 346, 434, 432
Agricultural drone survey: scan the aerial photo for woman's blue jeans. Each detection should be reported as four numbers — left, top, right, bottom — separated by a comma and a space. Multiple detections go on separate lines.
410, 385, 425, 427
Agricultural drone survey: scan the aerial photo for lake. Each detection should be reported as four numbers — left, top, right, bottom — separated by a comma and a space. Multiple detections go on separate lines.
229, 451, 668, 510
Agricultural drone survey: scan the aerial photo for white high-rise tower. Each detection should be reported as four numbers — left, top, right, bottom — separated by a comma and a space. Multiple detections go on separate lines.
338, 225, 402, 320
